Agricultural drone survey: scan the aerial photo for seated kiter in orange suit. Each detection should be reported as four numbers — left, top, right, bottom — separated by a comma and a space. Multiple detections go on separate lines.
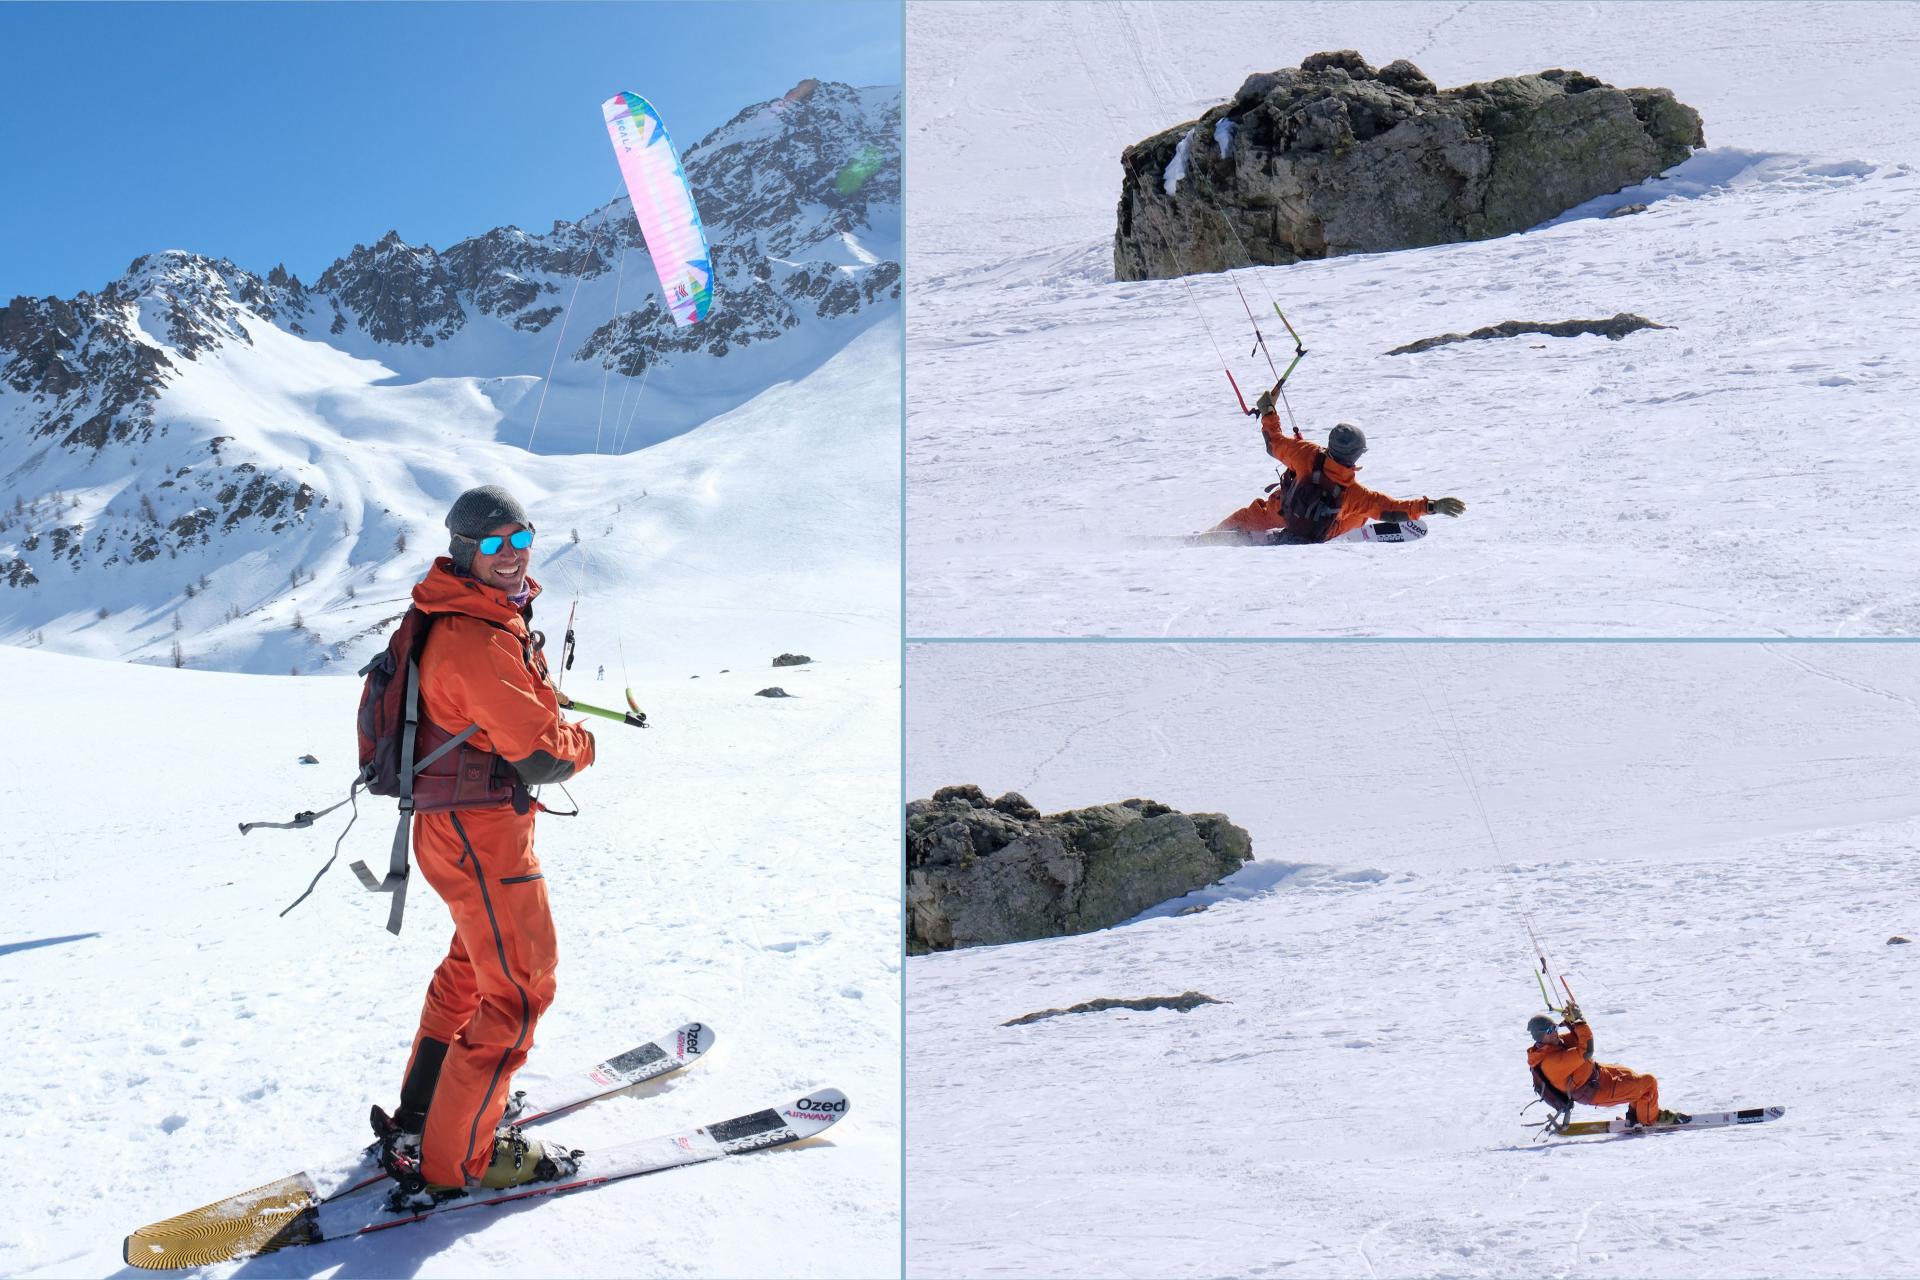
1208, 383, 1467, 545
1527, 1001, 1687, 1128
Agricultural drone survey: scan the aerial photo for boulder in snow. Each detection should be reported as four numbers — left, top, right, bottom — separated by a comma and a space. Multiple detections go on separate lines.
1116, 52, 1704, 279
906, 785, 1252, 952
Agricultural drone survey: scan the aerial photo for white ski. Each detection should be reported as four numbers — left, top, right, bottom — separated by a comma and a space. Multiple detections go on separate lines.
122, 1020, 712, 1269
1556, 1105, 1785, 1137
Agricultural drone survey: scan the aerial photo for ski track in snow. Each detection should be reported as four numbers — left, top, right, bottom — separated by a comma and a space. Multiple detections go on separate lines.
905, 1, 1920, 638
905, 644, 1920, 1278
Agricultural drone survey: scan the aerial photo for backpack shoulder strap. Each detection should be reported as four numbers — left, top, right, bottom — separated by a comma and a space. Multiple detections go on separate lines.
347, 610, 448, 935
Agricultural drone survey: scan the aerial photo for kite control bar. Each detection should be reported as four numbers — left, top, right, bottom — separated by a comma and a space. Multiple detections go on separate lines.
561, 690, 649, 729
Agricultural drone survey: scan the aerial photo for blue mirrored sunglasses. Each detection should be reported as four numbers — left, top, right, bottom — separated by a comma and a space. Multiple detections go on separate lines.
473, 529, 533, 556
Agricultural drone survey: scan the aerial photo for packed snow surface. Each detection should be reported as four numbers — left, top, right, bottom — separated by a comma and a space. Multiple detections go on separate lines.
0, 324, 902, 1278
906, 1, 1920, 637
906, 642, 1920, 1277
0, 644, 899, 1277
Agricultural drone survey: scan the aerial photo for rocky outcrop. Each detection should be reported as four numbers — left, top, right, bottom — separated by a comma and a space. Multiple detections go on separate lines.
906, 786, 1253, 953
1003, 991, 1224, 1026
315, 231, 468, 346
1387, 312, 1669, 354
1116, 51, 1704, 280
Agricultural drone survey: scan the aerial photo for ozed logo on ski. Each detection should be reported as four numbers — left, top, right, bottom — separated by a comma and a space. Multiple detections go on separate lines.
679, 1023, 704, 1056
791, 1096, 848, 1118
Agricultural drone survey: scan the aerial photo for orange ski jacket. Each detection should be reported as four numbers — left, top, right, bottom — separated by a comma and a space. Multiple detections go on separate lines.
410, 557, 596, 785
1216, 409, 1433, 541
1527, 1019, 1598, 1094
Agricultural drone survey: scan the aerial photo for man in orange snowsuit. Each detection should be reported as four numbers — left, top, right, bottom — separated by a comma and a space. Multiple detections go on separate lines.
387, 485, 597, 1190
1209, 386, 1466, 544
1528, 1001, 1680, 1128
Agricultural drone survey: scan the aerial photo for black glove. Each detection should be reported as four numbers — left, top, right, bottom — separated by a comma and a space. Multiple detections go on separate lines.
1254, 382, 1280, 416
1429, 496, 1466, 517
1561, 1000, 1584, 1025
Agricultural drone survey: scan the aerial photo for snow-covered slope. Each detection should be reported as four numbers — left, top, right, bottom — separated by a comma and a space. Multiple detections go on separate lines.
0, 79, 900, 670
905, 642, 1920, 1277
905, 2, 1920, 637
1, 634, 900, 1277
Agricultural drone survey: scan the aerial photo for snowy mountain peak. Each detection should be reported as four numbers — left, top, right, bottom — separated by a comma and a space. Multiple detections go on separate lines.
314, 229, 467, 346
0, 74, 901, 672
686, 79, 903, 261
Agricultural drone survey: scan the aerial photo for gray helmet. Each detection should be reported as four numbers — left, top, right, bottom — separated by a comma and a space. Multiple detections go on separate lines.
1527, 1014, 1558, 1044
1327, 423, 1367, 467
445, 485, 530, 572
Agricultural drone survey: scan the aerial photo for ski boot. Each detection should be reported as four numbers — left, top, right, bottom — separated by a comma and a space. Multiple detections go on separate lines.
370, 1104, 434, 1195
478, 1125, 582, 1190
1654, 1109, 1691, 1126
380, 1125, 582, 1212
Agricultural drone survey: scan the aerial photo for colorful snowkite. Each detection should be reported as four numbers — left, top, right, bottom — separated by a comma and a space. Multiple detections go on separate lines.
602, 91, 713, 327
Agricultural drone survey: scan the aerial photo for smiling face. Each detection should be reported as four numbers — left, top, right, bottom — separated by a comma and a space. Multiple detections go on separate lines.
469, 520, 532, 595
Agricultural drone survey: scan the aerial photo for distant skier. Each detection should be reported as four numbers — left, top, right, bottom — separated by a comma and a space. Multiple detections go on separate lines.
597, 663, 605, 681
1203, 383, 1466, 545
378, 485, 598, 1199
1528, 1001, 1686, 1128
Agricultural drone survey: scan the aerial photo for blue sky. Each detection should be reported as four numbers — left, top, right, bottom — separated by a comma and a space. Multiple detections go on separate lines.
0, 1, 901, 300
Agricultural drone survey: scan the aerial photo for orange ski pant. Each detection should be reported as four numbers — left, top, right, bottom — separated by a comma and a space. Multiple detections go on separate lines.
1213, 493, 1286, 536
1581, 1064, 1661, 1125
401, 805, 557, 1186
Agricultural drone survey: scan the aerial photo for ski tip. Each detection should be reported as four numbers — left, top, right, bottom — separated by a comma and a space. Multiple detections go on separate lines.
784, 1088, 851, 1135
673, 1021, 714, 1062
123, 1174, 320, 1270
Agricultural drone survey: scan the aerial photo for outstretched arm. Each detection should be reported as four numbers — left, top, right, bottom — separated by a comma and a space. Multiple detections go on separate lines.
1353, 491, 1468, 523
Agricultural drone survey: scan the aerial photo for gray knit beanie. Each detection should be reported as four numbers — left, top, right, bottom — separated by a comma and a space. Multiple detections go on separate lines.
445, 485, 531, 573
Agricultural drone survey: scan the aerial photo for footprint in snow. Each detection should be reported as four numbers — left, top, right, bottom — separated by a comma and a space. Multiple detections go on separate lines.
159, 1115, 188, 1134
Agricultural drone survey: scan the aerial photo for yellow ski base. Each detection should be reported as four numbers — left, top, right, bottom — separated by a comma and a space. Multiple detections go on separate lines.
122, 1173, 322, 1270
1555, 1120, 1613, 1136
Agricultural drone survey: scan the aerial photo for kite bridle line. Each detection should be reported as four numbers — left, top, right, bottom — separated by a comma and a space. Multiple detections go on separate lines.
510, 189, 650, 729
1062, 14, 1252, 418
1525, 916, 1577, 1013
1104, 15, 1312, 423
1406, 660, 1578, 1017
525, 193, 625, 456
592, 220, 633, 457
530, 208, 618, 704
1205, 203, 1308, 431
